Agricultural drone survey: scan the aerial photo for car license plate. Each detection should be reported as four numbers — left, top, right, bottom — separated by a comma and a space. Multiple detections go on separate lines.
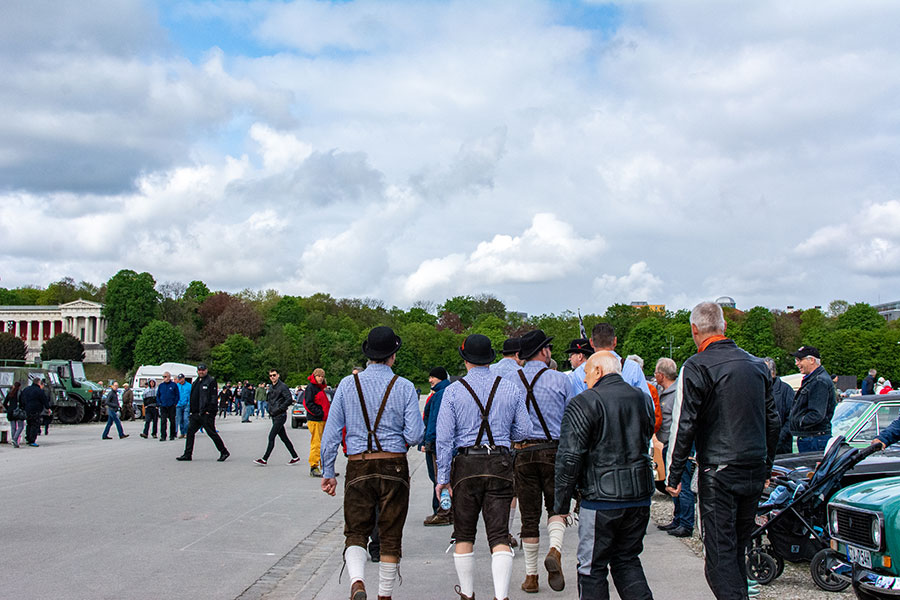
848, 545, 873, 569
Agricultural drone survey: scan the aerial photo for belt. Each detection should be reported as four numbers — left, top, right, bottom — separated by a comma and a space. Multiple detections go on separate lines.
458, 445, 510, 456
513, 439, 558, 451
347, 451, 405, 461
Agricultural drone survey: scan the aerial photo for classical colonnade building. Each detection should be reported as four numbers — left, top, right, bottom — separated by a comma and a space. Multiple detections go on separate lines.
0, 299, 108, 363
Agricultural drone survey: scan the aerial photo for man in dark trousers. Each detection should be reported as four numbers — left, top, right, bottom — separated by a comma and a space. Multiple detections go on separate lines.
422, 366, 452, 526
556, 351, 655, 600
253, 369, 301, 465
157, 371, 179, 441
177, 364, 229, 462
21, 378, 50, 447
764, 357, 796, 455
788, 346, 836, 453
667, 302, 779, 600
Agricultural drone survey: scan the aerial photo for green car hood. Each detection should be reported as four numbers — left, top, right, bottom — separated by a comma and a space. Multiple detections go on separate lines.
832, 476, 900, 513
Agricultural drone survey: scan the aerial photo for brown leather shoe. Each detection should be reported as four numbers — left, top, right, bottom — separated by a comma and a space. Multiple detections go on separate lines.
521, 574, 539, 593
377, 596, 391, 600
544, 547, 565, 591
350, 580, 366, 600
454, 584, 474, 600
425, 508, 452, 526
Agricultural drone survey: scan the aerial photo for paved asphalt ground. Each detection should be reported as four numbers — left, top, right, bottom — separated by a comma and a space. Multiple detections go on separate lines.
0, 415, 713, 600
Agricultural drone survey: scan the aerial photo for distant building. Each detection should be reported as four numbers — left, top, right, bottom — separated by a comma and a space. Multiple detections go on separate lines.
629, 301, 666, 313
0, 299, 107, 363
715, 296, 736, 309
873, 300, 900, 322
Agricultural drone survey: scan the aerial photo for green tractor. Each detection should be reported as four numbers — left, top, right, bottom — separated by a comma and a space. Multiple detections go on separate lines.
0, 361, 67, 419
41, 359, 104, 423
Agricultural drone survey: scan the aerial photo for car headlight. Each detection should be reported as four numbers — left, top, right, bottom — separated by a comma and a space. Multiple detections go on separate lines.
872, 518, 882, 549
830, 508, 839, 535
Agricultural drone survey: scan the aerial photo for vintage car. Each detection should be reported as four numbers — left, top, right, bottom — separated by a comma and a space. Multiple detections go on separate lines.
825, 475, 900, 598
833, 393, 900, 448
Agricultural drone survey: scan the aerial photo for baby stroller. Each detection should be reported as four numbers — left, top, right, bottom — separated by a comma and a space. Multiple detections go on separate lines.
747, 437, 880, 592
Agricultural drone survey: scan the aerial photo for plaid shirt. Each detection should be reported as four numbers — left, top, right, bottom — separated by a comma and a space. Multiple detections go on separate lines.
321, 364, 424, 479
435, 366, 530, 484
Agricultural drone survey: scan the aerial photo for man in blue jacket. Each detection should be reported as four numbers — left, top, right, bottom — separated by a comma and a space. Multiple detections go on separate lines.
422, 366, 451, 526
157, 371, 180, 442
175, 373, 191, 438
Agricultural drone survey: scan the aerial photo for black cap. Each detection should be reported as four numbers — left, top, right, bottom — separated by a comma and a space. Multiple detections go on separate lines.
564, 338, 592, 356
197, 363, 208, 371
518, 329, 554, 361
429, 366, 449, 381
501, 337, 521, 355
459, 334, 496, 366
791, 346, 820, 359
362, 326, 402, 360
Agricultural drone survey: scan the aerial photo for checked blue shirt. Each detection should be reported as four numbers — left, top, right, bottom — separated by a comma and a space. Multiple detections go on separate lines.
510, 360, 575, 440
569, 350, 652, 400
320, 364, 424, 479
490, 357, 522, 378
435, 366, 531, 484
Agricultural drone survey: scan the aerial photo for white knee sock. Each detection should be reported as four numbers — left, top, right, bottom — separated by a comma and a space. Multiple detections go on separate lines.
454, 551, 475, 597
522, 541, 540, 575
345, 545, 367, 584
491, 550, 514, 600
379, 561, 398, 597
548, 520, 566, 551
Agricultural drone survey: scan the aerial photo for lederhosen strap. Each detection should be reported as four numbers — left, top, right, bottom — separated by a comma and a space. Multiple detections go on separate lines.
353, 373, 399, 452
518, 368, 552, 441
458, 376, 502, 447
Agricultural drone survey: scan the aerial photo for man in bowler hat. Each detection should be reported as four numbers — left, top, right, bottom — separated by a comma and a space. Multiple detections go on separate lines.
320, 326, 424, 600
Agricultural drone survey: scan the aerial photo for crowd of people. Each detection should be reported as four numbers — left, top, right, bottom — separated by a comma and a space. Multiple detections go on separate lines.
6, 299, 898, 600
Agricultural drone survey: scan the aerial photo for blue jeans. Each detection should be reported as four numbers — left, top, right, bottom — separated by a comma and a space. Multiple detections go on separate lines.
797, 434, 830, 452
176, 405, 189, 436
10, 420, 25, 444
674, 460, 696, 530
257, 401, 267, 418
103, 411, 124, 438
242, 405, 254, 422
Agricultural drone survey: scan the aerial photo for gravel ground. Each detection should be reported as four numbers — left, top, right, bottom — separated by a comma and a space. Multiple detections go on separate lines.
650, 493, 854, 600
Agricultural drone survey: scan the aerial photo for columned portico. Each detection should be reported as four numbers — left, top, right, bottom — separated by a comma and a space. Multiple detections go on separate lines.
0, 299, 108, 363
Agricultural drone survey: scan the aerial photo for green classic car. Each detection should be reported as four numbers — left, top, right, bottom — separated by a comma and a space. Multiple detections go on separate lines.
826, 475, 900, 598
833, 394, 900, 448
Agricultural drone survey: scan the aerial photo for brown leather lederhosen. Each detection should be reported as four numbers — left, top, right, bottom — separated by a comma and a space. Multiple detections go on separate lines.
451, 375, 515, 547
342, 373, 409, 556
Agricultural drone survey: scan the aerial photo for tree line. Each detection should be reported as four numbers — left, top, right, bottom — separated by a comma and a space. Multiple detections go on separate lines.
1, 271, 897, 388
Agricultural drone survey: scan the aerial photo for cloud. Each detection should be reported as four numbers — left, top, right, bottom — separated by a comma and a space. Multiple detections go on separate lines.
593, 262, 663, 306
401, 213, 606, 301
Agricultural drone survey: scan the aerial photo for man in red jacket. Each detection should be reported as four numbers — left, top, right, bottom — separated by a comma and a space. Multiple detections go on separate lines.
304, 368, 329, 477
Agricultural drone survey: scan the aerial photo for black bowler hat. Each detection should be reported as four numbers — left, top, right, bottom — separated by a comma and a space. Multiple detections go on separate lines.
502, 337, 521, 355
518, 329, 554, 361
791, 345, 820, 359
459, 334, 496, 366
362, 326, 402, 360
564, 338, 592, 357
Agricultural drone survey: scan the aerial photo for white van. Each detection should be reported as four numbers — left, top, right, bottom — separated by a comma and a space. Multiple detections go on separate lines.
131, 362, 198, 403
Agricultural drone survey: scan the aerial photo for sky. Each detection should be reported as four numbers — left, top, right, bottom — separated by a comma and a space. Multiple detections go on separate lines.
2, 0, 900, 316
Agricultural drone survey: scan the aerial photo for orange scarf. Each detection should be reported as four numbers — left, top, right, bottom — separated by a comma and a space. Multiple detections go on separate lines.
698, 335, 729, 353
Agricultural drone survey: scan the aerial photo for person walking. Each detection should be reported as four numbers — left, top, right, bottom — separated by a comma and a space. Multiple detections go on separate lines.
436, 334, 531, 600
556, 351, 656, 600
101, 382, 129, 440
253, 369, 301, 466
140, 379, 159, 438
320, 326, 424, 600
177, 364, 229, 462
510, 329, 575, 594
255, 382, 268, 418
121, 383, 135, 421
422, 366, 452, 526
304, 368, 330, 477
666, 302, 779, 600
218, 384, 230, 419
241, 382, 255, 423
3, 381, 25, 447
175, 373, 191, 438
157, 372, 179, 442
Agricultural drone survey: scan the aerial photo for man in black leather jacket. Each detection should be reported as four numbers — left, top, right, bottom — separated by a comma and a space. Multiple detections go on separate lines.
555, 351, 655, 600
787, 346, 835, 453
177, 364, 229, 462
253, 369, 301, 466
666, 302, 779, 600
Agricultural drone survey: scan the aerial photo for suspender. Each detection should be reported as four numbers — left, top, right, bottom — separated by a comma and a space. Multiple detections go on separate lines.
458, 377, 502, 447
353, 373, 399, 452
518, 368, 552, 441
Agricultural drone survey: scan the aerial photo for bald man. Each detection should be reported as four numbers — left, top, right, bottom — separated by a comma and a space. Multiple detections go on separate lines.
555, 352, 655, 600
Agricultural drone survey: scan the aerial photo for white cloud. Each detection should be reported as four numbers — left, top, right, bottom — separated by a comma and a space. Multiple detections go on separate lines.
593, 262, 663, 306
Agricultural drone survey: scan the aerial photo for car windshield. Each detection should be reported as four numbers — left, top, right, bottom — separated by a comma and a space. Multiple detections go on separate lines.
832, 400, 872, 437
71, 362, 88, 381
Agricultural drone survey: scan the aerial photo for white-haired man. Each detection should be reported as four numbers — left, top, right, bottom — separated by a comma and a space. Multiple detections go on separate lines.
666, 302, 779, 600
555, 351, 655, 599
787, 346, 836, 453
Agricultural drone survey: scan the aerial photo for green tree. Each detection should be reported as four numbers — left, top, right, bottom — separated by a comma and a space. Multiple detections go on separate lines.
103, 270, 159, 370
40, 332, 85, 361
184, 280, 211, 303
730, 306, 779, 359
133, 320, 187, 366
0, 332, 26, 361
441, 296, 479, 328
209, 334, 260, 382
828, 300, 850, 318
837, 303, 885, 331
622, 318, 667, 374
602, 304, 641, 344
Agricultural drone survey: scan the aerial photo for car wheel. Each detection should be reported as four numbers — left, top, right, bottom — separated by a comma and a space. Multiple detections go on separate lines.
810, 548, 850, 592
292, 418, 300, 429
